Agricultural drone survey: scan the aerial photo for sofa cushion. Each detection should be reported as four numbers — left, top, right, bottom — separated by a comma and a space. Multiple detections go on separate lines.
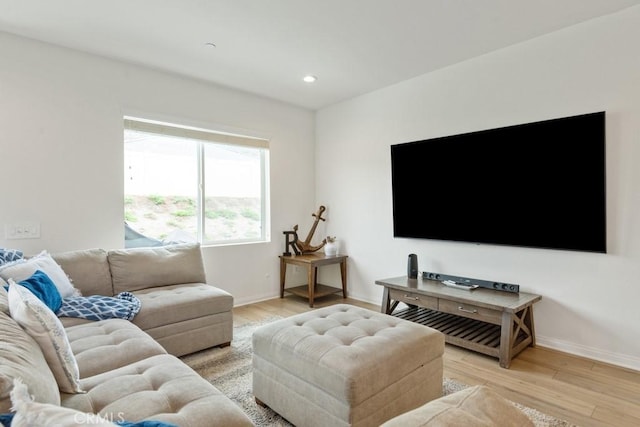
7, 281, 83, 394
0, 285, 8, 315
53, 248, 113, 297
65, 319, 167, 378
10, 378, 181, 427
108, 243, 206, 294
0, 311, 60, 412
9, 377, 118, 427
132, 283, 233, 331
0, 250, 79, 297
380, 385, 534, 427
62, 354, 254, 427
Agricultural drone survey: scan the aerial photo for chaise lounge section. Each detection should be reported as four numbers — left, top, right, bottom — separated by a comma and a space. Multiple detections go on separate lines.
53, 242, 233, 356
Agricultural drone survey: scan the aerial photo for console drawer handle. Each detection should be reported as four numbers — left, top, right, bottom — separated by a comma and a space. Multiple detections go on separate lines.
458, 306, 478, 314
403, 294, 420, 301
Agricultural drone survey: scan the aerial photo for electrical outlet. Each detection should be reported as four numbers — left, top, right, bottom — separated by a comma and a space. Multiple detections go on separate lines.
5, 222, 40, 239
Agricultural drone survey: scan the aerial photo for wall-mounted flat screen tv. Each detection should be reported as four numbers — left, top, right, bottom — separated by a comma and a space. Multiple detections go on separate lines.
390, 111, 606, 253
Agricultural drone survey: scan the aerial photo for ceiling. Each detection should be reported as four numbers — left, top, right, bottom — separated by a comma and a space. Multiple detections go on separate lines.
1, 0, 639, 110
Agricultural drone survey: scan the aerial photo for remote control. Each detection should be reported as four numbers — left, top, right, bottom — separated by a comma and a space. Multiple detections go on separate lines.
442, 280, 479, 290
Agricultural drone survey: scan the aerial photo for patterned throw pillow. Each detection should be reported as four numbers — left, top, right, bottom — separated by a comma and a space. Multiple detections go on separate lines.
0, 248, 23, 266
7, 281, 83, 394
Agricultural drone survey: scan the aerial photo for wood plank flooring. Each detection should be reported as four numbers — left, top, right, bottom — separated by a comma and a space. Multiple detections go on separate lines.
233, 295, 640, 427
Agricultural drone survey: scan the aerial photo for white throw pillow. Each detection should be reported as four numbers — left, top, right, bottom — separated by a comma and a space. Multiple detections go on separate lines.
7, 281, 83, 394
10, 378, 116, 427
0, 250, 79, 297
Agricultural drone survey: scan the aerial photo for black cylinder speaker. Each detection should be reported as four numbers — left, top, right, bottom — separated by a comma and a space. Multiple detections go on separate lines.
407, 254, 418, 279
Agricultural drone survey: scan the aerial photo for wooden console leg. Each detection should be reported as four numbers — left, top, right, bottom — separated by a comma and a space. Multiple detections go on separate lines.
307, 265, 315, 307
340, 259, 347, 298
381, 287, 390, 314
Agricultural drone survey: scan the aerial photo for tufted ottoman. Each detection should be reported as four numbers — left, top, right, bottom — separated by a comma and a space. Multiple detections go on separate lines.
252, 304, 445, 427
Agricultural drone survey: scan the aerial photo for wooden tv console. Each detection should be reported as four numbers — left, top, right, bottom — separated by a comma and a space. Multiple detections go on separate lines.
375, 276, 541, 368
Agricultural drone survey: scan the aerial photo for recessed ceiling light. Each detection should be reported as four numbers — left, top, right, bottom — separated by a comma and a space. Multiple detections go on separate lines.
303, 75, 317, 83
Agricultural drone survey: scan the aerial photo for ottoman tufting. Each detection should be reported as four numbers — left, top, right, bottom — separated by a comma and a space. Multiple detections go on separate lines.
252, 304, 445, 427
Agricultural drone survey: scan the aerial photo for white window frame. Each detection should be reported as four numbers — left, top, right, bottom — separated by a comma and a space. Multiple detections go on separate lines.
124, 117, 270, 246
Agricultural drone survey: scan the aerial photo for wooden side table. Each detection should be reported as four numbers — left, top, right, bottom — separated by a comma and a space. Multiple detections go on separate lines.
279, 253, 348, 307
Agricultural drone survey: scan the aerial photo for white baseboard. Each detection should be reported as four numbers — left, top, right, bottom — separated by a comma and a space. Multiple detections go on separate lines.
233, 292, 380, 308
537, 335, 640, 372
233, 293, 281, 307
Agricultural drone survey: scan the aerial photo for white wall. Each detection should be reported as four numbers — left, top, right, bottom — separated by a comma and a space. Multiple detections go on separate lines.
316, 6, 640, 370
0, 32, 317, 305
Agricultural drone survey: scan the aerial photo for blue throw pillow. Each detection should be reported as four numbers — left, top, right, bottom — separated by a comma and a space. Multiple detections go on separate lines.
116, 421, 178, 427
0, 411, 178, 427
17, 269, 62, 312
0, 413, 14, 427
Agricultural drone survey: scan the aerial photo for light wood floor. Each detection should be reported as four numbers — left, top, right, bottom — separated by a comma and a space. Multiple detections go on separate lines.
233, 295, 640, 427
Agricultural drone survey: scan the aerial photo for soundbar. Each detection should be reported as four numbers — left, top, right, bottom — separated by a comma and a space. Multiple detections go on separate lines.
421, 271, 520, 294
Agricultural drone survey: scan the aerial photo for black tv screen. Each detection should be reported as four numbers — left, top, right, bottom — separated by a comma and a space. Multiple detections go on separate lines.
391, 111, 606, 253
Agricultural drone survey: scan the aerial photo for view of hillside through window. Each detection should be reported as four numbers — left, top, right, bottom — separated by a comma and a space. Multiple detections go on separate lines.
124, 126, 265, 247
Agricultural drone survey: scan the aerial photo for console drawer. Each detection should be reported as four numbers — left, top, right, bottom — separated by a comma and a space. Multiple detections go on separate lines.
438, 299, 502, 325
389, 289, 438, 310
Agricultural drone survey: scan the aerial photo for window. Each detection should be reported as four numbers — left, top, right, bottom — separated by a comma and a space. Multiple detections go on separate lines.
124, 117, 269, 248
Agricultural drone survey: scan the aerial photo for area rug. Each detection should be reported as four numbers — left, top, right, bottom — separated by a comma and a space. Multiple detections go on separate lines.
181, 318, 574, 426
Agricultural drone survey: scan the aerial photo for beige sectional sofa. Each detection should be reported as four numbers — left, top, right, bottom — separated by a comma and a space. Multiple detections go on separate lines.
0, 243, 253, 426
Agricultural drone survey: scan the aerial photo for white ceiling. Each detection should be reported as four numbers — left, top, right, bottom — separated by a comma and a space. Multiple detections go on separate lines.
1, 0, 639, 110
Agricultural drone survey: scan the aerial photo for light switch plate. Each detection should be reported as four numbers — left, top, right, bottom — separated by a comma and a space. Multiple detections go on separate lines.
5, 222, 40, 239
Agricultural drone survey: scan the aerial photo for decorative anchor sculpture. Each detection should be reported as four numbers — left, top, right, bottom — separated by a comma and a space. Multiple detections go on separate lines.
283, 205, 327, 255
